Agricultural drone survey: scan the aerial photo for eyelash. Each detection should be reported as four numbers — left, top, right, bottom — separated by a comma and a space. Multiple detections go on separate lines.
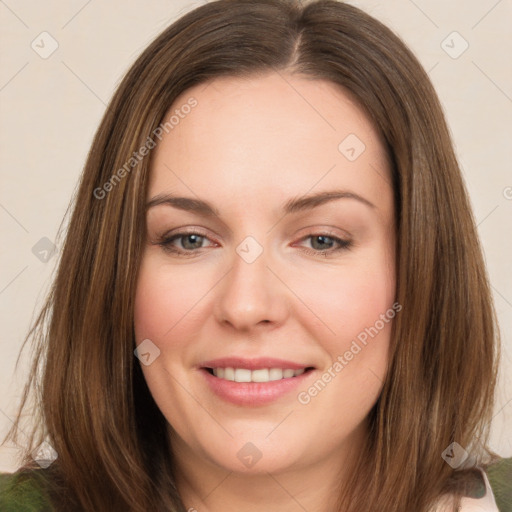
155, 229, 352, 258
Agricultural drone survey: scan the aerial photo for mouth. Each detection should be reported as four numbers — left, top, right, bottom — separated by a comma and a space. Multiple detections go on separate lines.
202, 366, 315, 383
198, 358, 316, 406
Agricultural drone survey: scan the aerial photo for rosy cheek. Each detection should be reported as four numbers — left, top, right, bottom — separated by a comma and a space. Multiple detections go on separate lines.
303, 269, 389, 324
134, 259, 211, 347
134, 262, 179, 343
293, 266, 394, 362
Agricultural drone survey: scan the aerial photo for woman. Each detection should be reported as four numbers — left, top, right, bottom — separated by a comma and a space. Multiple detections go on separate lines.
1, 0, 509, 510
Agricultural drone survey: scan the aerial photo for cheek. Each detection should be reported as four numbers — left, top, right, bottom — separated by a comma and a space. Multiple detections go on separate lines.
294, 248, 396, 350
293, 262, 395, 430
292, 243, 396, 414
134, 258, 206, 344
133, 256, 209, 420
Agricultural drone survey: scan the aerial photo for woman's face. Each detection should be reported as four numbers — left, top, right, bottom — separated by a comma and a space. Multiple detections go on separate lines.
134, 72, 396, 477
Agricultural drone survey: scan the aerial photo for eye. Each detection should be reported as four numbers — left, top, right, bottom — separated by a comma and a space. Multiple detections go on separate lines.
156, 229, 216, 256
154, 229, 352, 258
296, 234, 352, 257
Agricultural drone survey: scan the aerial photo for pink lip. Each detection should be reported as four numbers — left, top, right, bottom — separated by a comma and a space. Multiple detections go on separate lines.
200, 368, 314, 406
198, 357, 311, 370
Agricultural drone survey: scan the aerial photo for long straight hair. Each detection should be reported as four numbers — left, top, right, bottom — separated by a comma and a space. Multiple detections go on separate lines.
4, 0, 500, 510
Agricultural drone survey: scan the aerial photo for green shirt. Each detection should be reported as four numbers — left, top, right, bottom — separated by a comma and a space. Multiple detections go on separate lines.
0, 469, 55, 511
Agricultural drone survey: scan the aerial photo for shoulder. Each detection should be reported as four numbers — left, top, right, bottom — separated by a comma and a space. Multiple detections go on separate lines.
459, 467, 500, 511
433, 461, 509, 512
0, 468, 55, 511
487, 456, 512, 512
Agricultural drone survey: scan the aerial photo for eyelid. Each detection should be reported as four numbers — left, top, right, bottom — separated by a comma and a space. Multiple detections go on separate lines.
292, 232, 353, 255
291, 225, 353, 244
156, 227, 218, 251
160, 226, 212, 241
154, 226, 353, 258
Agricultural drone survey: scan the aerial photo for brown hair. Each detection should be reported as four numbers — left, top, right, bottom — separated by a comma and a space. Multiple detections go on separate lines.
4, 0, 500, 510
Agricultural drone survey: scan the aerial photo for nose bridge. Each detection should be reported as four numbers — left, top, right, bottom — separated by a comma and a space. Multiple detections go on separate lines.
214, 235, 287, 329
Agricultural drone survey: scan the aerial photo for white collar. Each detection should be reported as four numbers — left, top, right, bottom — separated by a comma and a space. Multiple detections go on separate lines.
458, 469, 499, 511
432, 467, 499, 511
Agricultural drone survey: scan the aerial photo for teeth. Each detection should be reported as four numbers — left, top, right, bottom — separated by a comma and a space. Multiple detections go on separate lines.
269, 368, 283, 381
234, 369, 252, 382
210, 367, 307, 383
252, 369, 270, 382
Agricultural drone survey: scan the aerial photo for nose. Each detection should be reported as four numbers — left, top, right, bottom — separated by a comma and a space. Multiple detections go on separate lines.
214, 241, 289, 331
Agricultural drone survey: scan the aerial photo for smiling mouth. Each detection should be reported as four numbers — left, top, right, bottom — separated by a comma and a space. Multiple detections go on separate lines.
203, 367, 315, 383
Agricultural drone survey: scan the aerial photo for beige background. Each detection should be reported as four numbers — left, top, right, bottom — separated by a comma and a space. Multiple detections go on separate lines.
0, 0, 511, 471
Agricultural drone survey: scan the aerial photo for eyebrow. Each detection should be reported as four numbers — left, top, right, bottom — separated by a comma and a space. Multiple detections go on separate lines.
146, 189, 376, 217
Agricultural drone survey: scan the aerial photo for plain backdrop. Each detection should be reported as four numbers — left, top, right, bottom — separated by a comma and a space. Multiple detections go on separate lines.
0, 0, 511, 471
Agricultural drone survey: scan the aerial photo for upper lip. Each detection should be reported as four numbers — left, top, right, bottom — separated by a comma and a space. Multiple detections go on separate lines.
198, 357, 314, 371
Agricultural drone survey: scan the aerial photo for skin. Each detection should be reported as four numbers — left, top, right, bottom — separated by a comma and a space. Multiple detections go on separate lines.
134, 72, 396, 512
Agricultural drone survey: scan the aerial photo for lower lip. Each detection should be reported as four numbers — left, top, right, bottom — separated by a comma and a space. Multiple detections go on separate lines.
200, 368, 314, 406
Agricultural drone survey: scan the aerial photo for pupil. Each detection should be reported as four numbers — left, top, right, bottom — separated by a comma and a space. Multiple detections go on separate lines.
313, 235, 332, 250
184, 234, 202, 249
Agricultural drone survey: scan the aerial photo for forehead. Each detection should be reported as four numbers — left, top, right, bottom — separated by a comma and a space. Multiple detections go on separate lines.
147, 72, 392, 217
